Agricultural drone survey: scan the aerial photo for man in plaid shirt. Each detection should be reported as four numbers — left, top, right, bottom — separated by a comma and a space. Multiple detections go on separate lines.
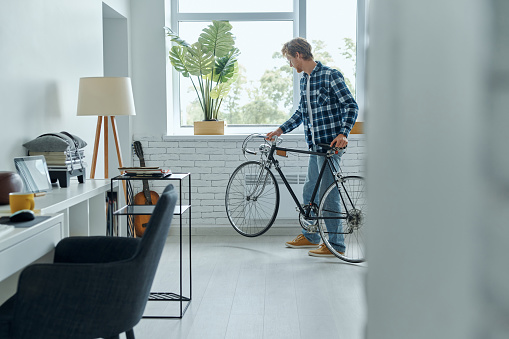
266, 37, 358, 257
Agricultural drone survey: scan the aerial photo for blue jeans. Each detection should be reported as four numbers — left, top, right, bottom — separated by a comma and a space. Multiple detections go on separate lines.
301, 153, 346, 252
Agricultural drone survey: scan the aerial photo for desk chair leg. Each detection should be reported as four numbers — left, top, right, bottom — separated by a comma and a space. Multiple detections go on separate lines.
126, 329, 135, 339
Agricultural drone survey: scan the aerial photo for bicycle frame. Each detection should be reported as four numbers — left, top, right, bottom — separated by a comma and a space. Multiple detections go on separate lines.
263, 143, 349, 221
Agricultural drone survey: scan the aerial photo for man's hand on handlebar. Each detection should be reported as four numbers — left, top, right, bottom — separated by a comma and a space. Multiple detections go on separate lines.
266, 127, 283, 142
330, 134, 348, 149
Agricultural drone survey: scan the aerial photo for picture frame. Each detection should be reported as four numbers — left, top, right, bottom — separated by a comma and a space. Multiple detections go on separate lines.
14, 156, 53, 193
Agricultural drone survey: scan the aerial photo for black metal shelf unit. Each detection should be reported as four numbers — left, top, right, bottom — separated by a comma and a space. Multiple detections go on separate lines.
109, 173, 192, 319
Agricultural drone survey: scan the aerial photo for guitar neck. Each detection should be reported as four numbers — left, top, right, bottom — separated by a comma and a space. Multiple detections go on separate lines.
139, 157, 146, 168
142, 180, 152, 204
133, 141, 153, 204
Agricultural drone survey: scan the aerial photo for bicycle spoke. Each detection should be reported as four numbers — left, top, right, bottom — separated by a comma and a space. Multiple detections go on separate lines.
225, 161, 279, 237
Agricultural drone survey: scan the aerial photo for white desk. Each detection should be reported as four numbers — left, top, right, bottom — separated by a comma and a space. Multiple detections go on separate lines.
0, 179, 116, 237
0, 179, 116, 303
0, 214, 64, 303
0, 214, 64, 282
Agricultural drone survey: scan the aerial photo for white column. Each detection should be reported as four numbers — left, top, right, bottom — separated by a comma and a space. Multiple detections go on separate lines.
364, 0, 509, 338
478, 1, 509, 336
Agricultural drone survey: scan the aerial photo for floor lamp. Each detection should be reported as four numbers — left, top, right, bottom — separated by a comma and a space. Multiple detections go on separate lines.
76, 77, 136, 179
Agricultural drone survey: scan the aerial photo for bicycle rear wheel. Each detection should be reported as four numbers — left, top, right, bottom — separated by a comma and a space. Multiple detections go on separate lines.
318, 176, 366, 263
225, 161, 279, 237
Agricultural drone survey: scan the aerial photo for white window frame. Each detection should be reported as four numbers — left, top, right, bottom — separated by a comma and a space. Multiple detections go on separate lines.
166, 0, 366, 135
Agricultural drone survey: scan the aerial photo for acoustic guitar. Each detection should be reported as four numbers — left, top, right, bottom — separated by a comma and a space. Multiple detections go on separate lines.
133, 141, 159, 237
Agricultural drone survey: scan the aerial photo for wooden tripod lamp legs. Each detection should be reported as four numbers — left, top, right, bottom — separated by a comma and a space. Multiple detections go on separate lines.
110, 116, 127, 196
90, 116, 125, 179
110, 116, 124, 169
90, 117, 103, 179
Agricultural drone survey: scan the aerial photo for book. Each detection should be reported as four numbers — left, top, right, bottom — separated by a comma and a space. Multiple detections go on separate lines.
118, 167, 160, 171
47, 159, 87, 170
29, 149, 85, 159
119, 167, 161, 173
118, 167, 171, 176
48, 162, 87, 172
123, 172, 171, 177
29, 150, 85, 167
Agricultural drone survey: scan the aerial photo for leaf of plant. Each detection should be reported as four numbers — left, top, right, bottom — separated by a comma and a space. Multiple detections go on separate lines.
210, 82, 232, 100
168, 46, 190, 77
164, 26, 191, 48
198, 21, 235, 58
214, 48, 240, 82
185, 42, 214, 76
228, 63, 240, 82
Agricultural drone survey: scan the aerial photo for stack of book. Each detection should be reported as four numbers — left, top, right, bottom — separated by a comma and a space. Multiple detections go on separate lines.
28, 149, 86, 172
118, 167, 171, 177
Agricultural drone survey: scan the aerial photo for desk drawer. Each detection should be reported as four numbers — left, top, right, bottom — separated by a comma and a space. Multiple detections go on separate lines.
0, 217, 62, 282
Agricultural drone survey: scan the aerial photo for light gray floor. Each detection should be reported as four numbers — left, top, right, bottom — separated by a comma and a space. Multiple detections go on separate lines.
133, 235, 367, 339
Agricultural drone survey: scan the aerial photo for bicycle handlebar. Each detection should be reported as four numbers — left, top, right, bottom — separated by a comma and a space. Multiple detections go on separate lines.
242, 133, 282, 157
317, 143, 346, 150
317, 143, 347, 155
241, 134, 345, 159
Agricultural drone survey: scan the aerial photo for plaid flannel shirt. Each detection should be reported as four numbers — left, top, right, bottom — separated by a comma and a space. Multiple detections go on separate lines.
280, 61, 358, 148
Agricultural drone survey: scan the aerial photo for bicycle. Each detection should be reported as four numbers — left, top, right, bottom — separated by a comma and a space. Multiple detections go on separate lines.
225, 134, 366, 263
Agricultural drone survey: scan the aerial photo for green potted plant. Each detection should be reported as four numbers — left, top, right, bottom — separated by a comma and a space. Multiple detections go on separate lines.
165, 21, 240, 135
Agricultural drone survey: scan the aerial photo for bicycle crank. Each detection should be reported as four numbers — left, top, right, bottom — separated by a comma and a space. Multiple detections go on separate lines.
298, 204, 319, 232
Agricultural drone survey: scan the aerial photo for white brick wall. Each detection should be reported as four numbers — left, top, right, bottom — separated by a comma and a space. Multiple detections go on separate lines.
131, 134, 365, 234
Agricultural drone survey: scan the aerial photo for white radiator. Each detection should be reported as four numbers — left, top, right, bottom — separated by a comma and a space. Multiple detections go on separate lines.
243, 172, 306, 221
275, 173, 306, 219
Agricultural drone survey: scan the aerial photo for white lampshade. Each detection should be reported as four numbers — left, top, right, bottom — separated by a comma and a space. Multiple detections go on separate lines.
77, 77, 136, 116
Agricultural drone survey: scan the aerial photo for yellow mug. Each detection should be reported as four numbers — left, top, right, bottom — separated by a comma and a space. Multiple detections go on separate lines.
9, 192, 35, 213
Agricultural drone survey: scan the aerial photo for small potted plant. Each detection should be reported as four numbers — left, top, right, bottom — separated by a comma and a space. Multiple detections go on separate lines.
165, 21, 240, 135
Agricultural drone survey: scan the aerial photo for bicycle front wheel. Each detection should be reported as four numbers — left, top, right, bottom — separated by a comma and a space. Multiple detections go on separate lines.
225, 161, 280, 237
318, 176, 366, 263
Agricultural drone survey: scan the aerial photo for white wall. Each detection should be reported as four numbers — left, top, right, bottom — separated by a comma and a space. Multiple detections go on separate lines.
130, 0, 169, 137
0, 0, 99, 171
0, 0, 130, 177
103, 3, 133, 177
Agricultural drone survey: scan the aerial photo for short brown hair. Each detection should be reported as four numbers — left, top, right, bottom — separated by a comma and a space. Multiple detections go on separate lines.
281, 37, 313, 60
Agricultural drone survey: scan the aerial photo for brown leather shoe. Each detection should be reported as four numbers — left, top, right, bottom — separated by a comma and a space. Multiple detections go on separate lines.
285, 234, 319, 248
308, 243, 344, 257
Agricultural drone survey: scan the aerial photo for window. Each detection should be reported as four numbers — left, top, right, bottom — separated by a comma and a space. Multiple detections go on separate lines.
307, 0, 358, 98
178, 0, 292, 13
166, 0, 363, 134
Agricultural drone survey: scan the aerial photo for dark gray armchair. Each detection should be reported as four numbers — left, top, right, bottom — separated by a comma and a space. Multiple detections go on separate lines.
0, 184, 177, 339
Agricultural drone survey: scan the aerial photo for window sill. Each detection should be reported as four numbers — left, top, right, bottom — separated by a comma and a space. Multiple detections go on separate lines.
162, 133, 364, 141
165, 122, 364, 140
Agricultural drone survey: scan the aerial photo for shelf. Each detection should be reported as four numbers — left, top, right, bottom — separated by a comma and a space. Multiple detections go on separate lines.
149, 292, 191, 302
109, 173, 192, 319
113, 204, 191, 216
113, 173, 190, 181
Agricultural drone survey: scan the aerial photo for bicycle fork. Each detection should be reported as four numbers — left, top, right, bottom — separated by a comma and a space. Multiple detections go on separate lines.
246, 163, 272, 201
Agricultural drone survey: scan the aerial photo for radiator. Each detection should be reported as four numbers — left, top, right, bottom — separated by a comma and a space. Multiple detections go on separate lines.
275, 173, 306, 219
243, 172, 306, 221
